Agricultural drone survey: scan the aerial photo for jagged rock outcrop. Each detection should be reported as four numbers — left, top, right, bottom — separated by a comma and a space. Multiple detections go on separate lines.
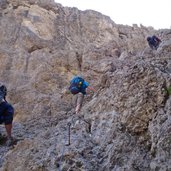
0, 0, 171, 170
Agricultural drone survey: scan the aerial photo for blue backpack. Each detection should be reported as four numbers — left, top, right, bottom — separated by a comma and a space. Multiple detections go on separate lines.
69, 77, 84, 95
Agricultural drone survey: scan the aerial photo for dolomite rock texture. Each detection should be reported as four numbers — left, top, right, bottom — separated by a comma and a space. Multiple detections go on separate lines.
0, 0, 171, 170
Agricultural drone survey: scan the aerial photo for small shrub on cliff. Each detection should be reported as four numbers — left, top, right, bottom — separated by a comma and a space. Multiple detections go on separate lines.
166, 86, 171, 95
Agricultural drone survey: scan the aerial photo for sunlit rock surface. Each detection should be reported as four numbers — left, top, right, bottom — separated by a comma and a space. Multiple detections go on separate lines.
0, 0, 171, 170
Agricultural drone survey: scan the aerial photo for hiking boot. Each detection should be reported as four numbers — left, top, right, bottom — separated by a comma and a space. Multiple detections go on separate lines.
6, 137, 14, 146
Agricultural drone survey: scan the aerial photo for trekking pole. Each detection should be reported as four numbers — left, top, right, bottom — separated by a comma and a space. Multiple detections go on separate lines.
66, 122, 71, 146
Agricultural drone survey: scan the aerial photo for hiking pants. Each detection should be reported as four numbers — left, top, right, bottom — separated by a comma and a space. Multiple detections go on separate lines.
75, 93, 84, 109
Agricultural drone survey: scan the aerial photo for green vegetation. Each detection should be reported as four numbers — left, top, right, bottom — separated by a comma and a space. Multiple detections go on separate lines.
166, 86, 171, 95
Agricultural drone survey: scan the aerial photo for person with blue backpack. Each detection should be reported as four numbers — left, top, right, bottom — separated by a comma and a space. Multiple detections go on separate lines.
0, 84, 14, 146
69, 76, 95, 114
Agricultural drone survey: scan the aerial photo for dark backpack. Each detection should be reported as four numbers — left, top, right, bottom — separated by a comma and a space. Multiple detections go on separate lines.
152, 36, 161, 49
69, 77, 84, 95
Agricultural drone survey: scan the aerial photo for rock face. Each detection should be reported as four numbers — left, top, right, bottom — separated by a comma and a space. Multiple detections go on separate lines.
0, 0, 171, 170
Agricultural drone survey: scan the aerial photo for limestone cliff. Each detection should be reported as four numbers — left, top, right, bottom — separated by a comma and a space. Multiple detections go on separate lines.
0, 0, 171, 170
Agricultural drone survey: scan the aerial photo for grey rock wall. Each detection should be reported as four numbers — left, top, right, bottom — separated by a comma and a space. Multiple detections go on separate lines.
0, 0, 171, 170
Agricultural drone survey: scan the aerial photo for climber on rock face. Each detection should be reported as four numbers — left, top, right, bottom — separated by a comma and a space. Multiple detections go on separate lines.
0, 85, 14, 146
147, 35, 162, 50
68, 76, 96, 114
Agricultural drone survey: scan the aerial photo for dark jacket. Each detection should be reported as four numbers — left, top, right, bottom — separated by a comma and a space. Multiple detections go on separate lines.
147, 36, 161, 50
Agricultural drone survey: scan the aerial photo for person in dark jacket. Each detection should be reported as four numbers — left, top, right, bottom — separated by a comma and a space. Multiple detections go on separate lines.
147, 35, 162, 50
0, 85, 14, 146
